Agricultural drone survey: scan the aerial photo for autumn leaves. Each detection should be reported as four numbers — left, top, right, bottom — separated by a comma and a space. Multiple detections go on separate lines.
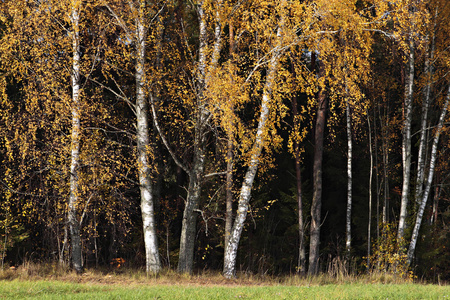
0, 0, 447, 278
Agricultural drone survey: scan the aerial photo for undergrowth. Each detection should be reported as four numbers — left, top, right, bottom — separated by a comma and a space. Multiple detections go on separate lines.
0, 261, 440, 286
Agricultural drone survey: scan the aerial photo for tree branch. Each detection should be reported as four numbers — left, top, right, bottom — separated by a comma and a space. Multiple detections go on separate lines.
149, 94, 190, 174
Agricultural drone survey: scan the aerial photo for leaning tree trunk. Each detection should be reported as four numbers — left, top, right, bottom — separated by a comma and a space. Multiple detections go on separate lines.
308, 60, 327, 276
223, 22, 283, 278
68, 2, 83, 274
407, 83, 450, 265
415, 34, 434, 205
398, 39, 414, 241
135, 2, 161, 274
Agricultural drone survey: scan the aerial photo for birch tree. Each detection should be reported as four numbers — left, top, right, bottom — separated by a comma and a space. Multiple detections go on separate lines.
397, 0, 428, 241
99, 0, 164, 273
0, 0, 101, 272
174, 0, 224, 273
220, 0, 315, 278
407, 84, 450, 264
68, 0, 83, 273
407, 0, 450, 264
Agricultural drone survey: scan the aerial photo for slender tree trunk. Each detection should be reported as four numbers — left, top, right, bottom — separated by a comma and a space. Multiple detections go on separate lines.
224, 21, 235, 258
431, 182, 440, 225
308, 63, 327, 275
135, 3, 161, 274
414, 64, 429, 202
367, 108, 374, 270
398, 39, 414, 241
290, 58, 306, 275
415, 34, 434, 205
374, 105, 380, 239
292, 91, 306, 275
59, 222, 68, 266
345, 98, 352, 257
223, 20, 283, 278
68, 1, 83, 274
225, 137, 233, 255
380, 103, 390, 224
407, 84, 450, 265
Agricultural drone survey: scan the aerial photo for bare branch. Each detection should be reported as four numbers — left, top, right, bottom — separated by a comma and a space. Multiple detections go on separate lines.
149, 94, 190, 174
204, 171, 227, 178
89, 78, 137, 115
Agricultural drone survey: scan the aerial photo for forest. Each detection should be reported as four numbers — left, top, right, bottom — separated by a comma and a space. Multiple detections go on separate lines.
0, 0, 449, 281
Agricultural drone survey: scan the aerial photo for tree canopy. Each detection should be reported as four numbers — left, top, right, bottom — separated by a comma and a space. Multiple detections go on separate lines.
0, 0, 449, 281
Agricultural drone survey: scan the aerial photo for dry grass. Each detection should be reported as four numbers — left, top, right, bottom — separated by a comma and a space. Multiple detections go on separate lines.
0, 262, 440, 287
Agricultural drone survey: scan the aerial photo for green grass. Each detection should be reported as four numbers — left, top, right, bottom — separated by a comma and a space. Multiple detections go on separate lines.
0, 265, 448, 299
0, 280, 449, 299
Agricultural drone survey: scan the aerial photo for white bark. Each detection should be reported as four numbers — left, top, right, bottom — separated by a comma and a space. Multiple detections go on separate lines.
407, 84, 450, 265
223, 22, 283, 278
345, 98, 352, 255
135, 3, 161, 274
68, 1, 83, 274
415, 34, 434, 204
398, 39, 414, 240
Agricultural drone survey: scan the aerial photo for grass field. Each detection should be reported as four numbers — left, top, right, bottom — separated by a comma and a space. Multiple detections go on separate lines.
1, 279, 449, 299
0, 266, 449, 299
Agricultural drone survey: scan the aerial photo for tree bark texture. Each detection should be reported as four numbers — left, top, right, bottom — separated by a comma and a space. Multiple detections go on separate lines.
178, 0, 222, 272
225, 21, 235, 258
68, 2, 83, 274
308, 86, 327, 276
415, 34, 434, 205
177, 141, 205, 273
398, 39, 414, 241
223, 22, 283, 278
345, 98, 352, 256
407, 83, 450, 265
135, 3, 161, 274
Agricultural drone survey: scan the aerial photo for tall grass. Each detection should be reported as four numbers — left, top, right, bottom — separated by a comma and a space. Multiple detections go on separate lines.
0, 279, 449, 299
0, 261, 446, 286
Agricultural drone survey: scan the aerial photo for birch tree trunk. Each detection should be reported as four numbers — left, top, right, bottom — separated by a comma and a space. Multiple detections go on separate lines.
225, 22, 235, 258
225, 137, 233, 256
398, 39, 414, 241
345, 98, 352, 256
177, 133, 205, 273
178, 0, 222, 273
176, 1, 209, 273
407, 84, 450, 265
135, 2, 161, 274
223, 23, 283, 279
68, 1, 83, 274
415, 34, 434, 205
